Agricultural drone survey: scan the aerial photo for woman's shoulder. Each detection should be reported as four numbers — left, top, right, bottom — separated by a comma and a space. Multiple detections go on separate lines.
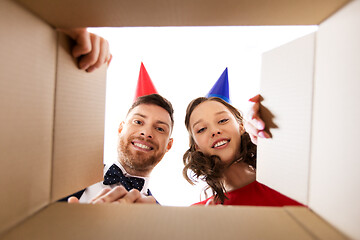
192, 198, 211, 206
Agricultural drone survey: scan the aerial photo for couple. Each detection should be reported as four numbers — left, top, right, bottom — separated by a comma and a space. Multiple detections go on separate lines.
65, 92, 302, 206
64, 28, 301, 206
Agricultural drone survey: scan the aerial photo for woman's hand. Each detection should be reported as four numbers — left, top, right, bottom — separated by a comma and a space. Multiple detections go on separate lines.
244, 94, 271, 145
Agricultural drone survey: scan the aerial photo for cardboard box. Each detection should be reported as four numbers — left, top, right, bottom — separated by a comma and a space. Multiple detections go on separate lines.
1, 0, 358, 239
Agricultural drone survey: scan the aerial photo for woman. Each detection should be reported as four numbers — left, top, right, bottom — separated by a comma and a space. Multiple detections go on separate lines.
183, 96, 303, 206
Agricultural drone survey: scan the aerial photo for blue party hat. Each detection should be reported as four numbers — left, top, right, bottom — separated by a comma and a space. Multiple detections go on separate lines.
206, 68, 230, 103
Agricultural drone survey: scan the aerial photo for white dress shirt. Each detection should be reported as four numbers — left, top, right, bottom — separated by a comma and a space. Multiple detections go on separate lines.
79, 161, 150, 203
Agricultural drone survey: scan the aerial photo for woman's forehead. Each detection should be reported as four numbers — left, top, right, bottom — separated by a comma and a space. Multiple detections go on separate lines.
190, 101, 232, 123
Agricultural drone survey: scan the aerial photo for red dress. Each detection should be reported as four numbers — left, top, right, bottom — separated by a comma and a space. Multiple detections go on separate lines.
193, 181, 304, 206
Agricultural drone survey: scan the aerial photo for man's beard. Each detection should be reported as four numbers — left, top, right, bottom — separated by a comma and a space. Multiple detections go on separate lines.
117, 136, 161, 172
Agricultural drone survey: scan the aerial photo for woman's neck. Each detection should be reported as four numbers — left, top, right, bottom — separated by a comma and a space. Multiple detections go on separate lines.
223, 161, 256, 192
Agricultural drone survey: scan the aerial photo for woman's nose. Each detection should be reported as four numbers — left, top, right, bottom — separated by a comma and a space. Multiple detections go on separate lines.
212, 131, 221, 137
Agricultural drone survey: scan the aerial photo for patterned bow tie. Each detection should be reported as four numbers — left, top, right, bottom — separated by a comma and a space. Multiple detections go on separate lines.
103, 164, 145, 192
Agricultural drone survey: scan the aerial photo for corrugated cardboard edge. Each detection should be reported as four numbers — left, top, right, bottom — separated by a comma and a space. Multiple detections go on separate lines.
50, 32, 105, 201
284, 207, 349, 239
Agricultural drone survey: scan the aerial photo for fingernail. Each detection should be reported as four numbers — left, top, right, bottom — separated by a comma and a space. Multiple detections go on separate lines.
86, 66, 95, 73
258, 131, 266, 138
79, 63, 88, 70
258, 131, 271, 138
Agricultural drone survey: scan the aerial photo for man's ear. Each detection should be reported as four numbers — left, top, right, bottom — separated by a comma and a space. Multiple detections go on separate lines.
166, 138, 174, 152
118, 121, 125, 134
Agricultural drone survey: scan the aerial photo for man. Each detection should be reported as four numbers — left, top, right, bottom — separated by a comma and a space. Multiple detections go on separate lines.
66, 93, 174, 204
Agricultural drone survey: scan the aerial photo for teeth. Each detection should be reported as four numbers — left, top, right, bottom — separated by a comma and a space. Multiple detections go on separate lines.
214, 140, 228, 148
134, 143, 151, 150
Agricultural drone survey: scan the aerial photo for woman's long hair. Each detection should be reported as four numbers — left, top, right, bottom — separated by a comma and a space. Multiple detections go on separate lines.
183, 97, 257, 204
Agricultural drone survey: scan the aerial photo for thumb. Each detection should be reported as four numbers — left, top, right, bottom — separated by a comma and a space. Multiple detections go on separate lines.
68, 196, 80, 204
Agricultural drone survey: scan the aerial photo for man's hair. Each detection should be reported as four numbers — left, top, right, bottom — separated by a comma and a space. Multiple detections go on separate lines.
127, 94, 174, 130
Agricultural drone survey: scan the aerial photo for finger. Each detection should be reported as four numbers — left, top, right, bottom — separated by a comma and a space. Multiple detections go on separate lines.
244, 120, 260, 137
249, 134, 258, 145
79, 33, 100, 71
93, 186, 128, 204
90, 188, 112, 203
135, 196, 157, 204
258, 130, 271, 138
72, 29, 92, 58
252, 115, 265, 131
106, 53, 113, 66
248, 101, 260, 119
87, 38, 109, 72
68, 196, 80, 203
117, 189, 142, 204
248, 94, 261, 103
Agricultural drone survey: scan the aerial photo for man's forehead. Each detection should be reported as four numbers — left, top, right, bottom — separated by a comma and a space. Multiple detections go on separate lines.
128, 104, 171, 122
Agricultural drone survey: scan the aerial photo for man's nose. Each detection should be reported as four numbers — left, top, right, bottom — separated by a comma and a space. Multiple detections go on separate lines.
140, 127, 153, 138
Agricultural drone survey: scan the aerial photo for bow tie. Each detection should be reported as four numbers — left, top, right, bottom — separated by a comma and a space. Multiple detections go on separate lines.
103, 164, 145, 192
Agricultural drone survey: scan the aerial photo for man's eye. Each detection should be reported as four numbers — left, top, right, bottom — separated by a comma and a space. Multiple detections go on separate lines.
197, 128, 205, 133
156, 127, 165, 132
134, 120, 142, 125
219, 119, 229, 124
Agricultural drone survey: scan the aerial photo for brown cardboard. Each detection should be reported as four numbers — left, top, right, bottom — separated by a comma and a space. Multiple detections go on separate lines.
0, 0, 358, 239
2, 204, 322, 240
16, 0, 349, 27
285, 207, 348, 240
0, 0, 56, 234
51, 33, 105, 201
257, 32, 315, 205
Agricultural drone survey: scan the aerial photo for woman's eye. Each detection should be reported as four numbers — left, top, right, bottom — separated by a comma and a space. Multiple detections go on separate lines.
197, 128, 205, 133
219, 119, 229, 124
134, 120, 142, 125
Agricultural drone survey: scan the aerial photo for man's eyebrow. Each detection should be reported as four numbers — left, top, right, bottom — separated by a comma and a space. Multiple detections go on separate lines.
133, 113, 146, 118
133, 113, 170, 129
156, 120, 170, 129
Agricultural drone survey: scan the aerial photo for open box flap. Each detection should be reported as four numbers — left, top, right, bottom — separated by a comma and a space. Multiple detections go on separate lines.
16, 0, 349, 28
2, 203, 325, 240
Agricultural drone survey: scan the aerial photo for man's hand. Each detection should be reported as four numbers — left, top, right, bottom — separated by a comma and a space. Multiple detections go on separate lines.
244, 94, 271, 145
57, 28, 112, 72
91, 186, 156, 204
67, 186, 156, 204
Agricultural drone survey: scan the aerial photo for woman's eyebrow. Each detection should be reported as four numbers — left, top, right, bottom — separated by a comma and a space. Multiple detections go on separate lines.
192, 119, 203, 129
215, 111, 227, 115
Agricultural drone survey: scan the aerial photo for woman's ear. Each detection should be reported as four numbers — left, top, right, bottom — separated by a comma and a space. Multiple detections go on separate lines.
239, 123, 245, 134
194, 143, 199, 151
